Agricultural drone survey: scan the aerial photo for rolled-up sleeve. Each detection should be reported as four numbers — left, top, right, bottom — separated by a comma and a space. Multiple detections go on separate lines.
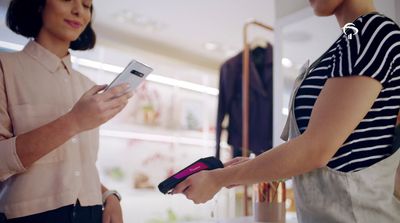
0, 137, 25, 181
0, 59, 25, 182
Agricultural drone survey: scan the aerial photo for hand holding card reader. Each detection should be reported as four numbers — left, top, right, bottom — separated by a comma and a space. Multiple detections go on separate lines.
158, 156, 224, 194
105, 59, 153, 96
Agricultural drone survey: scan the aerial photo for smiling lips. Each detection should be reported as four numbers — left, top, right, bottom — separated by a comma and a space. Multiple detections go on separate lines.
64, 19, 82, 29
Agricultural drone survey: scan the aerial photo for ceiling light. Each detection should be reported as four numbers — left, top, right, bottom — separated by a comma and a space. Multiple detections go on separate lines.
135, 16, 149, 25
223, 46, 239, 57
114, 11, 166, 32
282, 57, 293, 68
115, 15, 126, 23
122, 10, 133, 19
203, 42, 219, 51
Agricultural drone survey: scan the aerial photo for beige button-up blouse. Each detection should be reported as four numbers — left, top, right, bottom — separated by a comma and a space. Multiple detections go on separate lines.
0, 41, 101, 219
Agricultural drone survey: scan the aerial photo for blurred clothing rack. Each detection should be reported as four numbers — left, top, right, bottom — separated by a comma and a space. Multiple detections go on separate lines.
242, 19, 273, 216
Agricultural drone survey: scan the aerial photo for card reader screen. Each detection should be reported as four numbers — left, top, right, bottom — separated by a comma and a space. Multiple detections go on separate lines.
173, 162, 208, 179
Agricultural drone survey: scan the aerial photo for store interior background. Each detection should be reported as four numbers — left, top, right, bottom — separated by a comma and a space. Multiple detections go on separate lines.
0, 0, 400, 222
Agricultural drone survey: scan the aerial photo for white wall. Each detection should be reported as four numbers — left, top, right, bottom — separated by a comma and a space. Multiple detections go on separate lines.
375, 0, 396, 20
396, 0, 400, 24
275, 0, 309, 19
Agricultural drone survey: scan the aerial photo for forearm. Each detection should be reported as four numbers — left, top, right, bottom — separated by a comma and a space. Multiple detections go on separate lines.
101, 183, 122, 206
16, 112, 79, 167
101, 184, 108, 194
216, 133, 330, 187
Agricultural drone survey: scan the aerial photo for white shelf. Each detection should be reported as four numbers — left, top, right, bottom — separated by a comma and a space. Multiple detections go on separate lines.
100, 123, 215, 147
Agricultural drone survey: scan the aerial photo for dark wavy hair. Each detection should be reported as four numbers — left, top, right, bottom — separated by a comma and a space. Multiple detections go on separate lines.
6, 0, 96, 50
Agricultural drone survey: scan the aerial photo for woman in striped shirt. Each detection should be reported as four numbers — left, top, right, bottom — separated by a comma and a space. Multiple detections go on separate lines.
174, 0, 400, 222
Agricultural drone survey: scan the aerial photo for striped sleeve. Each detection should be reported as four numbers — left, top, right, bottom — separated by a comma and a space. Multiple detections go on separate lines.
329, 14, 400, 84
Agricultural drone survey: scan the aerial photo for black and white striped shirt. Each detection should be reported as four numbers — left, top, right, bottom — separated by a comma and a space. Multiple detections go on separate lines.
294, 12, 400, 172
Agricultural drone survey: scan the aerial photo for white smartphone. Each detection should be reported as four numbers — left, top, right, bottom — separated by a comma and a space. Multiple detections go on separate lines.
105, 59, 153, 94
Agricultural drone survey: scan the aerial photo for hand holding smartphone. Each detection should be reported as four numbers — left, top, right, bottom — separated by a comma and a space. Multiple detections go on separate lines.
105, 59, 153, 95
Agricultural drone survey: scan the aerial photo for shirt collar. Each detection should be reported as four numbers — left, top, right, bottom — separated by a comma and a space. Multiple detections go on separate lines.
61, 55, 73, 75
23, 40, 73, 74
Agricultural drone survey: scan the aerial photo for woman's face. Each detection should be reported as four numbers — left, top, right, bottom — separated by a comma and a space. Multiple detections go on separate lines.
40, 0, 92, 43
309, 0, 343, 16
